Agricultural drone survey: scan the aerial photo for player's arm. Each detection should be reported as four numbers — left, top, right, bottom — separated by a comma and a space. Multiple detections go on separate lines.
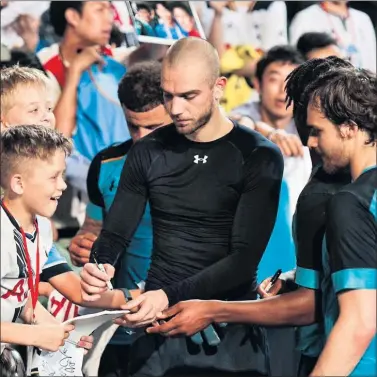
148, 287, 316, 337
80, 141, 152, 299
162, 145, 284, 305
310, 193, 377, 376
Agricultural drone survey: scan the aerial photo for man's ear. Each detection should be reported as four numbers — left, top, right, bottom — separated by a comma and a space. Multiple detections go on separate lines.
10, 174, 24, 195
340, 121, 358, 139
214, 76, 227, 102
65, 7, 82, 30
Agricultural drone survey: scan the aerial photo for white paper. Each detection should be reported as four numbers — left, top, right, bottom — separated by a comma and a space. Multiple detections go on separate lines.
35, 309, 130, 376
63, 309, 130, 343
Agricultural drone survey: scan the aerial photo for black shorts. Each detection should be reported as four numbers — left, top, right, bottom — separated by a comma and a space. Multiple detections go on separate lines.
128, 324, 270, 377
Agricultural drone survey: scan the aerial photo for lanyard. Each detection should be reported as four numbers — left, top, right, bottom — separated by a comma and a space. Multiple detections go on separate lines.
20, 222, 40, 325
1, 200, 40, 324
320, 3, 356, 48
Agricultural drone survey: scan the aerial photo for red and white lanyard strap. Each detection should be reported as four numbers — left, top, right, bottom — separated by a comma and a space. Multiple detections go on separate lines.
20, 221, 40, 325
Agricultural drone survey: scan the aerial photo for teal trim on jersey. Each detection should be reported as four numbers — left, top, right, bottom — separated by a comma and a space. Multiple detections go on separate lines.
332, 268, 377, 292
361, 165, 377, 175
296, 267, 320, 289
369, 191, 376, 221
86, 202, 103, 222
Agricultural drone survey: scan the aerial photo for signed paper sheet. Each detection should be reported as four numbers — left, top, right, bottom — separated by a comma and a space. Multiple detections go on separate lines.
38, 342, 84, 376
35, 309, 130, 376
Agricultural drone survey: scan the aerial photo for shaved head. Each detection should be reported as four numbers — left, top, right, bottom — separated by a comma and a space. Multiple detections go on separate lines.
163, 37, 220, 86
161, 37, 226, 137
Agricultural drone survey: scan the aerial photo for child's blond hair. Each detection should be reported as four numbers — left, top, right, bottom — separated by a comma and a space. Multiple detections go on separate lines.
0, 65, 51, 114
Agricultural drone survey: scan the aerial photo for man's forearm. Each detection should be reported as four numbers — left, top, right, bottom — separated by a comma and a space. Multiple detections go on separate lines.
310, 315, 375, 376
210, 287, 315, 326
208, 13, 225, 57
53, 68, 81, 137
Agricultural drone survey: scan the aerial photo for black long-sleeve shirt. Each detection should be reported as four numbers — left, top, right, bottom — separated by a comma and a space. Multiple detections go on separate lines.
91, 123, 284, 305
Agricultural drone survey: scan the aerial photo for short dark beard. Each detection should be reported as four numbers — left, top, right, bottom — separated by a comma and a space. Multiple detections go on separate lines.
175, 105, 213, 135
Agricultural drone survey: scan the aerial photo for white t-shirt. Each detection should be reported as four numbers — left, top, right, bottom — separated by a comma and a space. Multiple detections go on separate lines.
290, 4, 376, 72
0, 205, 51, 353
197, 1, 288, 50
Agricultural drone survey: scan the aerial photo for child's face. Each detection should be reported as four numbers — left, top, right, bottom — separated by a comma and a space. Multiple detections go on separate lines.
1, 84, 55, 130
18, 150, 67, 219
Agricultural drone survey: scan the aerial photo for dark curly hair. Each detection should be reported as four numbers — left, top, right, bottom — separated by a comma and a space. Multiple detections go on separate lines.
118, 61, 164, 112
285, 57, 377, 146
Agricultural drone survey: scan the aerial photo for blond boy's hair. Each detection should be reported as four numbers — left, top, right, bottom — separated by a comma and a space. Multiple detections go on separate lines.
0, 65, 51, 114
0, 125, 72, 189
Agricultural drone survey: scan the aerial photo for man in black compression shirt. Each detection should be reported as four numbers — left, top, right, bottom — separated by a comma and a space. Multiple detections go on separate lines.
81, 37, 284, 377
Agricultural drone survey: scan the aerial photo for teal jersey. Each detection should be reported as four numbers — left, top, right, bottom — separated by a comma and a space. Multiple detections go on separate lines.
86, 140, 152, 344
322, 166, 376, 376
294, 166, 351, 357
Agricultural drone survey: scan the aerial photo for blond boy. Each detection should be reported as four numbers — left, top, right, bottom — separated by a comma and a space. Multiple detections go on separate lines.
0, 126, 86, 354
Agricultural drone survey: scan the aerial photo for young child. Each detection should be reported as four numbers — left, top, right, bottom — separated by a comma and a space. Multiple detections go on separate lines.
0, 66, 55, 130
0, 126, 89, 363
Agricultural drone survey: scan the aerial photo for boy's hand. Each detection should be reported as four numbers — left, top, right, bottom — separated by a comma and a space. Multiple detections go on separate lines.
69, 233, 97, 266
80, 263, 115, 301
33, 323, 74, 352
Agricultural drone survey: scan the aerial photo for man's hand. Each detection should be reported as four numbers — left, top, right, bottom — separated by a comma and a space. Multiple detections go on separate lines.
69, 233, 97, 267
269, 129, 304, 157
257, 277, 283, 298
147, 300, 216, 337
70, 46, 105, 74
209, 1, 228, 16
80, 263, 115, 301
13, 14, 40, 52
114, 290, 169, 328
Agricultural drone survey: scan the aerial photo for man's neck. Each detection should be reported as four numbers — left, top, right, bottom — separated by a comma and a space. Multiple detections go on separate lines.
185, 107, 234, 143
2, 197, 35, 233
322, 1, 349, 18
350, 145, 377, 181
260, 105, 292, 131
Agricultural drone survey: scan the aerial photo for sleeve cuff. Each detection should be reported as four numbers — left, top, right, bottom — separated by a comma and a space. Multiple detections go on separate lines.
295, 267, 320, 289
41, 263, 73, 282
332, 268, 377, 292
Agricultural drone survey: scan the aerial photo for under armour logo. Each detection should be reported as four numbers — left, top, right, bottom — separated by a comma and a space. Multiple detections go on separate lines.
193, 155, 208, 164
